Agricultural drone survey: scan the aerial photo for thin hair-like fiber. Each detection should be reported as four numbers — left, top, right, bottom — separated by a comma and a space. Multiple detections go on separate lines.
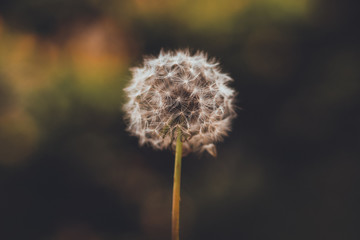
123, 49, 237, 156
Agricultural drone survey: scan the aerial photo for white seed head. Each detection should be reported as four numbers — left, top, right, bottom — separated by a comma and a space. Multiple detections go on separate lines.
123, 50, 236, 156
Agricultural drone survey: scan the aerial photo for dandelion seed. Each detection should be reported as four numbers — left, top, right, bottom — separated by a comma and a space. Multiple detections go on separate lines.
123, 49, 237, 157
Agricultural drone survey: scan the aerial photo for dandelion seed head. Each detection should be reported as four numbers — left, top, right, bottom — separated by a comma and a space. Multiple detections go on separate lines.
123, 50, 236, 156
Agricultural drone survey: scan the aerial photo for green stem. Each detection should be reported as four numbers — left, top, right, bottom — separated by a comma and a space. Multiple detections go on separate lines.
172, 128, 182, 240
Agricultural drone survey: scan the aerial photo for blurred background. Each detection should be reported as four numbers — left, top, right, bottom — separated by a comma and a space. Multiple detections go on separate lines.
0, 0, 359, 239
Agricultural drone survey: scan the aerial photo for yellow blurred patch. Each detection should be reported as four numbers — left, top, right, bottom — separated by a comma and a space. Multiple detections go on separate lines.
0, 32, 60, 96
132, 0, 309, 31
133, 0, 250, 30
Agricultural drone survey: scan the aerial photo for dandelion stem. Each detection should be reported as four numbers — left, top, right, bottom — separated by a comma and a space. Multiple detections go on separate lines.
172, 128, 182, 240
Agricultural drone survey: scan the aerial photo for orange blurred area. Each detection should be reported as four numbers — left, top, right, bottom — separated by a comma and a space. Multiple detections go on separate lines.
0, 16, 135, 166
0, 18, 133, 92
64, 19, 131, 82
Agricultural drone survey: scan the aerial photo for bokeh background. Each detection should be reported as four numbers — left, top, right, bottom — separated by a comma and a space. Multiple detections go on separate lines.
0, 0, 359, 239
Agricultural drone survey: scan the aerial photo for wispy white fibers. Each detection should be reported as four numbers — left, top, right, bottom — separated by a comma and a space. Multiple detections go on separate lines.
123, 50, 236, 156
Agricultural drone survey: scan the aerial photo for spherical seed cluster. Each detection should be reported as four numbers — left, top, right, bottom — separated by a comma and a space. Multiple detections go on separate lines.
123, 50, 236, 156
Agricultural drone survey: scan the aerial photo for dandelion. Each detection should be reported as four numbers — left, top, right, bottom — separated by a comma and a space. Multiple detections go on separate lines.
123, 50, 236, 156
123, 50, 237, 240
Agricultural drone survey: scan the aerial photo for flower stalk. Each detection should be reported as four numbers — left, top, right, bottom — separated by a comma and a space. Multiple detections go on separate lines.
172, 128, 182, 240
123, 50, 237, 240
